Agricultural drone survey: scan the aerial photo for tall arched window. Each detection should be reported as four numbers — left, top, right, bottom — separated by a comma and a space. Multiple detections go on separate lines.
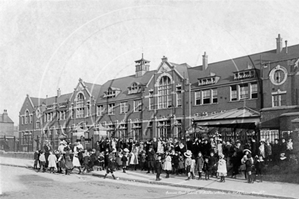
157, 76, 172, 109
76, 93, 85, 118
25, 110, 29, 124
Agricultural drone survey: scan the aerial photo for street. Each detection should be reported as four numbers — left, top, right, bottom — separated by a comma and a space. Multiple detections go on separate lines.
0, 165, 267, 199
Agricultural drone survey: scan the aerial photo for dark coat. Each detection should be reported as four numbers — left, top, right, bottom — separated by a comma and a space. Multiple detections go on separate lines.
155, 160, 163, 174
203, 161, 210, 172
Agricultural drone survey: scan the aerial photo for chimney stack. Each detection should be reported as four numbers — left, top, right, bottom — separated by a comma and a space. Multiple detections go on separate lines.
276, 34, 282, 53
285, 40, 288, 53
2, 109, 8, 122
57, 88, 61, 97
202, 52, 208, 70
161, 56, 168, 62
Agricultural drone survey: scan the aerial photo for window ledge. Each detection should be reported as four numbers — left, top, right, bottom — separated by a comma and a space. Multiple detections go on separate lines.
228, 98, 258, 103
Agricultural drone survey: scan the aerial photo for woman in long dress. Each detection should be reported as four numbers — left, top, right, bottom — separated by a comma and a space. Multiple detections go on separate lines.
72, 143, 82, 174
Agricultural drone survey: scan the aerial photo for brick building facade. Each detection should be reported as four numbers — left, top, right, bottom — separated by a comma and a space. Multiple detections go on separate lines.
18, 34, 299, 151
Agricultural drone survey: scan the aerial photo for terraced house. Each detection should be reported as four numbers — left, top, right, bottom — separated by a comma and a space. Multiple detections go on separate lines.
18, 34, 299, 151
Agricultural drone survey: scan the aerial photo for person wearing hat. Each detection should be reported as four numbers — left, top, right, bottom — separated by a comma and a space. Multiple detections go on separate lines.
217, 154, 227, 182
231, 140, 243, 178
241, 149, 252, 179
245, 153, 254, 183
163, 151, 172, 178
184, 150, 193, 180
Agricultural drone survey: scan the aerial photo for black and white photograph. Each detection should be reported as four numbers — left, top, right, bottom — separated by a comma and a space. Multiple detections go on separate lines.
0, 0, 299, 198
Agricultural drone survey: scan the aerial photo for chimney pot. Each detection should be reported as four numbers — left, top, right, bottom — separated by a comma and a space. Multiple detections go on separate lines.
276, 34, 283, 53
285, 40, 288, 53
57, 88, 61, 97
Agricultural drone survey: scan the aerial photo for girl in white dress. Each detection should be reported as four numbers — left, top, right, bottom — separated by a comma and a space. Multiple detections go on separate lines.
72, 143, 82, 174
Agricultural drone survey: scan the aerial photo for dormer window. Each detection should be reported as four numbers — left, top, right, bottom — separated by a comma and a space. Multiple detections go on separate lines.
198, 75, 219, 86
128, 82, 142, 94
233, 69, 256, 80
104, 87, 120, 98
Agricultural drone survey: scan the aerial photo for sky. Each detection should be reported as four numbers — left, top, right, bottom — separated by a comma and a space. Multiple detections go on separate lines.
0, 0, 299, 125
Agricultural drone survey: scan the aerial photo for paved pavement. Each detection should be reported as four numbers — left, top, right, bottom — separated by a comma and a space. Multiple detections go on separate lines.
0, 156, 298, 199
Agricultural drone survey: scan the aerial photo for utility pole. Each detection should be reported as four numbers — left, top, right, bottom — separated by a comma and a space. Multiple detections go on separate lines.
182, 78, 186, 146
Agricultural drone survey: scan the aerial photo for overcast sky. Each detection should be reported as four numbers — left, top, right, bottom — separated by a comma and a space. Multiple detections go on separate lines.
0, 0, 299, 125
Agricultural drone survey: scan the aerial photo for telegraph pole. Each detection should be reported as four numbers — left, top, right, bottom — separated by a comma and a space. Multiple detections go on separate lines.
182, 78, 186, 146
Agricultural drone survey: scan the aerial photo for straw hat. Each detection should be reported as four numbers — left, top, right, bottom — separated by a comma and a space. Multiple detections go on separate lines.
243, 149, 252, 154
184, 150, 192, 158
123, 148, 129, 153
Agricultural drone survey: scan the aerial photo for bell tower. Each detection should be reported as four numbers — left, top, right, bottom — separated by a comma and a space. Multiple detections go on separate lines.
135, 54, 150, 77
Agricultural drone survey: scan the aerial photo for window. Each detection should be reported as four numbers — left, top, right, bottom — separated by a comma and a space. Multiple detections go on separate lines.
25, 111, 29, 124
108, 103, 115, 115
76, 93, 85, 118
212, 89, 218, 103
272, 94, 286, 107
240, 83, 249, 99
176, 90, 182, 107
70, 109, 74, 119
29, 114, 33, 123
202, 90, 211, 104
86, 102, 91, 116
231, 85, 238, 101
134, 100, 142, 112
149, 91, 155, 110
195, 91, 201, 105
97, 105, 105, 116
120, 102, 128, 114
157, 76, 172, 109
250, 82, 258, 99
36, 121, 40, 129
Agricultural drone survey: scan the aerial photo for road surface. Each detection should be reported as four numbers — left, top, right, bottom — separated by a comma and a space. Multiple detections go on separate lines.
0, 165, 266, 199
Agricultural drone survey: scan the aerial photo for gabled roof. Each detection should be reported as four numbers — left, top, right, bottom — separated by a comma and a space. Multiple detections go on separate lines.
188, 45, 299, 89
83, 82, 102, 98
170, 62, 191, 79
44, 93, 72, 105
30, 97, 45, 107
0, 114, 14, 123
97, 70, 156, 103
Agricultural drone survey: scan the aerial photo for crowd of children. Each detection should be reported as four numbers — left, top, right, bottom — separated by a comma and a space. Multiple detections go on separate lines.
32, 136, 296, 184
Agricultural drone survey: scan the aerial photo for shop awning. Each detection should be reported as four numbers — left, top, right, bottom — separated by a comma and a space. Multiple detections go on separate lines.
193, 107, 260, 126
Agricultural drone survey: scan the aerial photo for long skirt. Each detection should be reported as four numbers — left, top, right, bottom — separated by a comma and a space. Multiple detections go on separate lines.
73, 156, 81, 167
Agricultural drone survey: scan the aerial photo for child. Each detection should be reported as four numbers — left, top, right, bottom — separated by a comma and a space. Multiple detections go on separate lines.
47, 151, 57, 173
190, 156, 196, 179
39, 150, 46, 172
104, 152, 117, 180
184, 150, 193, 180
203, 158, 210, 180
254, 155, 264, 182
172, 151, 179, 175
245, 154, 254, 183
121, 152, 128, 173
99, 152, 105, 171
33, 150, 40, 170
82, 150, 91, 174
178, 155, 185, 174
139, 151, 147, 171
196, 152, 204, 180
217, 154, 227, 182
64, 150, 73, 175
155, 155, 163, 181
163, 152, 172, 178
208, 152, 218, 178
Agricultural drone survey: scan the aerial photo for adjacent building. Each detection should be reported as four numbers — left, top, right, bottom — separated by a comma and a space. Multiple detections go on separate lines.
18, 34, 299, 151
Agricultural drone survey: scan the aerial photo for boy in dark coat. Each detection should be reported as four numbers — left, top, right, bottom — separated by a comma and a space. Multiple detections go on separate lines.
147, 146, 155, 174
155, 156, 163, 181
203, 157, 210, 180
104, 153, 117, 180
121, 152, 128, 173
208, 152, 218, 178
33, 150, 40, 170
254, 155, 264, 182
